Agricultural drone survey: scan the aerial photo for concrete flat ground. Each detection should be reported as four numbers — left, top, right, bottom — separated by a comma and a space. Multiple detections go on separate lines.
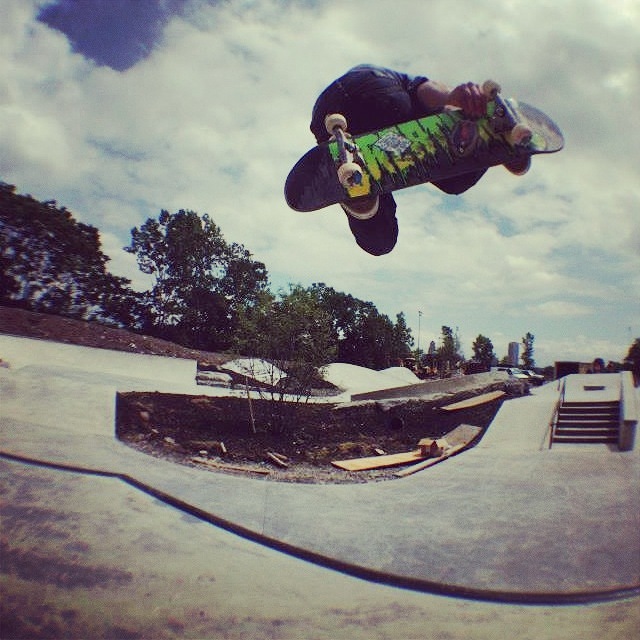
1, 335, 639, 639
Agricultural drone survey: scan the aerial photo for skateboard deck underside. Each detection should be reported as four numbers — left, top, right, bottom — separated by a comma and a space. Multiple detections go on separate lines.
285, 99, 563, 212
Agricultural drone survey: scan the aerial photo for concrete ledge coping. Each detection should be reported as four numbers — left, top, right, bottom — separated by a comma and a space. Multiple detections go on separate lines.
620, 371, 638, 451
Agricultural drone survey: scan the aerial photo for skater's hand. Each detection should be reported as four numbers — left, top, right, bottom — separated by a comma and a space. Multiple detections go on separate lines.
447, 82, 487, 118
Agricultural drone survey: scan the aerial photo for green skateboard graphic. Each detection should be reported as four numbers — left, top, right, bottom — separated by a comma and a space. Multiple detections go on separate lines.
285, 82, 564, 212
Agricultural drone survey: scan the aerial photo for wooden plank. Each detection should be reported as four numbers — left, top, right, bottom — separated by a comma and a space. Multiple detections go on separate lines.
394, 424, 482, 477
191, 457, 270, 475
440, 390, 505, 412
331, 449, 425, 472
331, 424, 483, 473
440, 424, 482, 446
265, 451, 289, 468
394, 443, 467, 477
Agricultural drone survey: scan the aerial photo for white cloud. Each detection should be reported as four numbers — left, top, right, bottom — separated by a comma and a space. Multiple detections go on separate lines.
1, 0, 639, 366
526, 301, 592, 319
536, 334, 633, 369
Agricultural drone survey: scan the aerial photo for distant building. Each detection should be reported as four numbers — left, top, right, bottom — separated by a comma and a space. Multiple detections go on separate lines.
508, 342, 519, 367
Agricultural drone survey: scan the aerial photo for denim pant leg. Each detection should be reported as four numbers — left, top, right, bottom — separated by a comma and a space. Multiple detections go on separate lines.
432, 168, 487, 194
346, 194, 398, 256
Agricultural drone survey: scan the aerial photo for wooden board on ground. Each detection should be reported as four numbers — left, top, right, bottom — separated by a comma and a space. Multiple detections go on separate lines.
331, 449, 424, 472
440, 390, 505, 412
191, 456, 270, 475
394, 443, 467, 477
331, 424, 483, 473
439, 423, 483, 446
394, 424, 482, 477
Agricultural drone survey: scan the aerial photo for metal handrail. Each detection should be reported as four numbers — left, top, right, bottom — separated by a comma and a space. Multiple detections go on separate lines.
548, 378, 566, 449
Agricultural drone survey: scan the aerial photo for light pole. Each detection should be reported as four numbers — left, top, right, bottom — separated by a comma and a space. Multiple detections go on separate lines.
417, 310, 422, 358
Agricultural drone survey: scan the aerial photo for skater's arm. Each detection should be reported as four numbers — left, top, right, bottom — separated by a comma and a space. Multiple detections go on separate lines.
416, 79, 487, 118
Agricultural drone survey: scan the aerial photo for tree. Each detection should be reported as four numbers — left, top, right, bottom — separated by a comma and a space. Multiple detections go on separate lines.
418, 340, 438, 372
391, 312, 414, 362
309, 283, 413, 369
1, 184, 418, 362
234, 285, 337, 432
236, 285, 336, 376
437, 325, 459, 371
472, 334, 495, 371
624, 337, 640, 384
521, 332, 535, 370
0, 183, 138, 326
125, 209, 269, 350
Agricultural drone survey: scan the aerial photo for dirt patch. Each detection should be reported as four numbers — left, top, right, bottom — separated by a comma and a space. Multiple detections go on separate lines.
0, 306, 230, 367
116, 390, 507, 483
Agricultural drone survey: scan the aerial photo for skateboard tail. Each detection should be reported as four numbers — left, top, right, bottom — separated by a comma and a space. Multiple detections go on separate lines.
285, 146, 345, 211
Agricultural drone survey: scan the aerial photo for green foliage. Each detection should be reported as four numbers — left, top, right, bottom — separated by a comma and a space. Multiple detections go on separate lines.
233, 283, 415, 432
626, 338, 640, 364
0, 183, 138, 326
233, 285, 337, 433
124, 209, 269, 350
521, 332, 535, 369
236, 285, 336, 399
471, 334, 495, 370
625, 338, 640, 379
436, 325, 461, 370
392, 312, 414, 360
310, 283, 413, 369
237, 283, 415, 384
0, 184, 437, 373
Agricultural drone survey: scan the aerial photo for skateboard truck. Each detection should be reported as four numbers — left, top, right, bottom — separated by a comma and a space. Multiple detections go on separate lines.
324, 114, 364, 187
482, 80, 533, 147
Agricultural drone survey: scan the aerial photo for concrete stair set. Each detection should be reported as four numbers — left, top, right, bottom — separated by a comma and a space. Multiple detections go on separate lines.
553, 400, 620, 444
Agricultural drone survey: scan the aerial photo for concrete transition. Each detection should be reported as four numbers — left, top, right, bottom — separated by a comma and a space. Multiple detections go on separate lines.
1, 334, 639, 639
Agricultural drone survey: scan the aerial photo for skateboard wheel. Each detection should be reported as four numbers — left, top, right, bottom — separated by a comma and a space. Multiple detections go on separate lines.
482, 80, 502, 99
509, 123, 533, 146
325, 113, 348, 135
337, 162, 363, 187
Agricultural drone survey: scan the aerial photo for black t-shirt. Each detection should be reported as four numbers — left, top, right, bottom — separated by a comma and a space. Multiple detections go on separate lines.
310, 64, 430, 142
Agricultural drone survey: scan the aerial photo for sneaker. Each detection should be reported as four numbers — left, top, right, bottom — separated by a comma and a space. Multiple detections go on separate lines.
340, 195, 380, 220
504, 156, 531, 176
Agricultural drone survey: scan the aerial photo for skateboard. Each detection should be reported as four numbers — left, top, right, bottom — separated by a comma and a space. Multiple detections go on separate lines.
284, 81, 564, 212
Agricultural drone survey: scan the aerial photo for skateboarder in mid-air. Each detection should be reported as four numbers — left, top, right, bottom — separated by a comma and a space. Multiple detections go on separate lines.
310, 64, 530, 256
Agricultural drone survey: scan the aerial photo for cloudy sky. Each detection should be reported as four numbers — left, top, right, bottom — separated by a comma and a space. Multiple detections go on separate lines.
1, 0, 638, 367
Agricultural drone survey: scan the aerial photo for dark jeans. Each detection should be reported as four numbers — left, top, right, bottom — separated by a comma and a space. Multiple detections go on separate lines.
311, 68, 486, 256
348, 167, 485, 256
346, 194, 399, 257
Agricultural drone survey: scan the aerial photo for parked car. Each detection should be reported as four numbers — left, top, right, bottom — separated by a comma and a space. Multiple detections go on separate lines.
505, 367, 531, 382
522, 369, 545, 386
491, 366, 531, 382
